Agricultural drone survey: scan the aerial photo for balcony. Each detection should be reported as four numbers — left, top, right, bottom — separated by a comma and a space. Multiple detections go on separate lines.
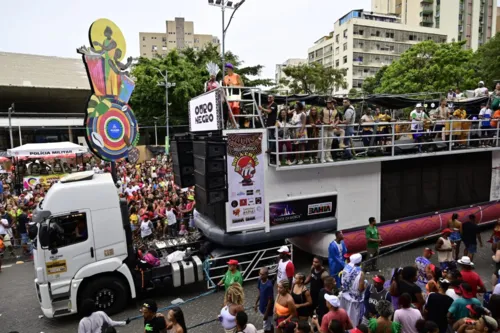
420, 7, 433, 16
420, 0, 433, 3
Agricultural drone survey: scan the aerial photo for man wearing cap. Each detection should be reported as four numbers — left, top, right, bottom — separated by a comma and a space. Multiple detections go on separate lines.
410, 103, 430, 151
142, 299, 167, 333
362, 275, 391, 325
415, 248, 435, 290
217, 259, 243, 291
436, 228, 454, 271
340, 253, 365, 327
329, 230, 348, 287
223, 63, 244, 128
277, 245, 295, 286
458, 256, 485, 298
475, 81, 489, 98
312, 294, 353, 333
448, 282, 482, 323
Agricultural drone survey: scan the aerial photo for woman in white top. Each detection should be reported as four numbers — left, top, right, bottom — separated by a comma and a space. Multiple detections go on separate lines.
393, 293, 422, 333
219, 283, 245, 333
78, 299, 129, 333
140, 215, 154, 241
276, 109, 293, 166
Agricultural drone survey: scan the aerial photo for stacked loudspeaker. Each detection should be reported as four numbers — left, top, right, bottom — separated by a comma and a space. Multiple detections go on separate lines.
171, 134, 195, 188
193, 137, 227, 228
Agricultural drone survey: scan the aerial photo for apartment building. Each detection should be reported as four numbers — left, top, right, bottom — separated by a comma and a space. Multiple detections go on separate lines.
307, 10, 447, 95
275, 58, 307, 93
140, 17, 220, 58
378, 0, 496, 50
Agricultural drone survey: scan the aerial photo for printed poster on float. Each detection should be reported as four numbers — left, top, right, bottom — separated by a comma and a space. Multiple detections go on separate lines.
188, 89, 222, 132
225, 130, 266, 232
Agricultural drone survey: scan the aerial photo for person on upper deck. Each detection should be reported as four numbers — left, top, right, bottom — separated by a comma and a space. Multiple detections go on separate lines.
223, 63, 243, 128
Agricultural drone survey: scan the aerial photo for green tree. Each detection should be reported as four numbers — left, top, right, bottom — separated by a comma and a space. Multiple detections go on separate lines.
474, 32, 500, 89
279, 62, 347, 94
376, 41, 479, 94
362, 66, 388, 95
130, 45, 272, 126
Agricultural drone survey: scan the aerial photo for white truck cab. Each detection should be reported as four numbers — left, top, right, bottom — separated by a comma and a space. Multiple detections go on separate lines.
32, 171, 137, 318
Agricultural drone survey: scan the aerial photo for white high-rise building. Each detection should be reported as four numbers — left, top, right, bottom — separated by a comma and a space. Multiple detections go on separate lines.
275, 58, 307, 93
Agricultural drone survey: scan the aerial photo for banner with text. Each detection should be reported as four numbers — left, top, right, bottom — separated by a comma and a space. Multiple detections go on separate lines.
23, 174, 67, 190
189, 89, 222, 132
226, 131, 265, 232
269, 195, 337, 226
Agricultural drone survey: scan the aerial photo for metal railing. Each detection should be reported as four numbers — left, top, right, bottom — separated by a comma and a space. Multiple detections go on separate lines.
267, 118, 500, 169
221, 85, 265, 129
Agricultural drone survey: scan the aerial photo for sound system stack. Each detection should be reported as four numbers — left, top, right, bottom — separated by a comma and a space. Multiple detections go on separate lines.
193, 136, 228, 229
171, 134, 195, 188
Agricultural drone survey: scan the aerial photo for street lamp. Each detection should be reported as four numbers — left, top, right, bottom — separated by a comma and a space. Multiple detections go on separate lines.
8, 103, 15, 149
208, 0, 246, 78
154, 68, 176, 143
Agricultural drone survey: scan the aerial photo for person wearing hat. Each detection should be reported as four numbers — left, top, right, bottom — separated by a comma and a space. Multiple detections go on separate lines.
223, 63, 244, 128
142, 299, 167, 333
277, 245, 295, 286
458, 315, 498, 333
410, 103, 430, 151
217, 259, 243, 291
458, 256, 485, 298
448, 282, 482, 323
312, 294, 353, 333
435, 228, 454, 271
415, 248, 435, 290
474, 81, 489, 98
320, 97, 344, 163
339, 253, 365, 327
452, 304, 490, 331
362, 275, 391, 325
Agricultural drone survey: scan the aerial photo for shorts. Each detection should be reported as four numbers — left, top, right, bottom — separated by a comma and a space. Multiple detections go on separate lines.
130, 224, 137, 231
262, 315, 273, 331
465, 243, 477, 254
20, 233, 29, 245
449, 231, 461, 242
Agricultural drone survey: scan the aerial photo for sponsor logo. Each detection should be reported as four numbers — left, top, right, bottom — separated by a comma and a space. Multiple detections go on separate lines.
243, 207, 255, 215
231, 200, 238, 208
308, 202, 332, 216
248, 198, 255, 205
256, 189, 261, 195
246, 190, 254, 196
255, 197, 262, 204
194, 102, 214, 124
237, 191, 245, 196
232, 218, 244, 223
256, 206, 262, 212
239, 199, 248, 206
245, 216, 256, 222
233, 208, 241, 216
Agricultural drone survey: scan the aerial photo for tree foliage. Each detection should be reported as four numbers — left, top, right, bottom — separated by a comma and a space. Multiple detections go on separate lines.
362, 66, 388, 95
279, 62, 347, 95
375, 41, 479, 94
129, 45, 273, 125
474, 32, 500, 88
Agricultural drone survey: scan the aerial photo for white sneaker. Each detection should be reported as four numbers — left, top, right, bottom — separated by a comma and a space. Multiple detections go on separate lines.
326, 158, 334, 162
309, 157, 313, 163
298, 160, 303, 165
321, 159, 326, 163
290, 160, 297, 165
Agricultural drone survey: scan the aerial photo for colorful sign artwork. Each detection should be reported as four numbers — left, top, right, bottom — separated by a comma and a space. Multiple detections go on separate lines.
23, 174, 67, 190
78, 18, 139, 161
226, 131, 265, 232
189, 89, 222, 132
269, 195, 338, 226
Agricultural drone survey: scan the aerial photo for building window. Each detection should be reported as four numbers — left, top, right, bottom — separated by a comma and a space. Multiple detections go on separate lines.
409, 34, 417, 41
343, 30, 348, 38
49, 212, 88, 248
335, 47, 339, 55
142, 45, 146, 47
143, 53, 146, 56
358, 29, 364, 36
335, 59, 339, 67
336, 34, 339, 43
343, 43, 348, 51
385, 32, 394, 38
343, 56, 347, 64
375, 30, 381, 37
162, 46, 167, 51
152, 45, 157, 51
162, 37, 166, 42
142, 37, 145, 41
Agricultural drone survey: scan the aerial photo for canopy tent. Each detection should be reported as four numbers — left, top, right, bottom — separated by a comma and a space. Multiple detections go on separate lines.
7, 142, 89, 157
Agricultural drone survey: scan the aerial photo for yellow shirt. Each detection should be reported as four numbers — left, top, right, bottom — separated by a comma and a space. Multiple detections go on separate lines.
376, 114, 391, 131
130, 214, 138, 225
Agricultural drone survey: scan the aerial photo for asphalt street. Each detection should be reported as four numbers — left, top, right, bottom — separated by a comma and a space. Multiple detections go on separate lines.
1, 229, 498, 333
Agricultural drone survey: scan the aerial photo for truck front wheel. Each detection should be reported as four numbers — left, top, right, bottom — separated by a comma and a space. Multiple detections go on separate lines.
80, 276, 128, 316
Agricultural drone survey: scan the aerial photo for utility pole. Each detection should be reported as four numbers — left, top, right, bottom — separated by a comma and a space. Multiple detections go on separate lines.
155, 68, 176, 145
8, 103, 15, 148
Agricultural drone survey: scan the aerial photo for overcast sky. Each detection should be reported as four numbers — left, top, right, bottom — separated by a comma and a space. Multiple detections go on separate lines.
1, 0, 499, 80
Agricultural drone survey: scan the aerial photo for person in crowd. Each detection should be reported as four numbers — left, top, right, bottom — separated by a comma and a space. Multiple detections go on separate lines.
374, 108, 392, 146
276, 109, 294, 165
294, 320, 313, 333
260, 95, 278, 163
164, 202, 178, 238
397, 266, 424, 310
394, 293, 422, 333
217, 259, 243, 291
362, 275, 391, 325
166, 307, 187, 333
461, 214, 483, 261
389, 267, 403, 310
341, 98, 356, 159
367, 300, 401, 333
321, 98, 343, 163
365, 217, 382, 272
305, 256, 329, 312
360, 108, 375, 148
220, 283, 245, 333
430, 98, 450, 140
235, 311, 257, 333
274, 279, 297, 333
140, 214, 154, 241
415, 248, 435, 291
478, 103, 493, 147
142, 299, 167, 333
493, 244, 500, 288
317, 276, 337, 327
425, 264, 442, 295
435, 228, 454, 271
424, 278, 454, 333
294, 102, 308, 165
448, 282, 482, 323
277, 245, 295, 285
458, 256, 485, 298
445, 270, 463, 300
474, 81, 489, 97
415, 320, 439, 333
254, 267, 274, 333
77, 299, 129, 333
340, 253, 365, 326
410, 103, 430, 151
328, 230, 348, 287
457, 314, 498, 333
291, 272, 313, 321
448, 213, 463, 261
307, 106, 321, 163
488, 218, 500, 252
452, 304, 491, 331
312, 294, 353, 333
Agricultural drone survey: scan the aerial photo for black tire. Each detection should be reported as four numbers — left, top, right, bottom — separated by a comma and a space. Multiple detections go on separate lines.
79, 276, 128, 316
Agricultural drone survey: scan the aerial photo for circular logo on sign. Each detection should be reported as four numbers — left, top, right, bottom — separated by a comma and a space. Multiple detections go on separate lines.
106, 118, 124, 141
231, 200, 238, 208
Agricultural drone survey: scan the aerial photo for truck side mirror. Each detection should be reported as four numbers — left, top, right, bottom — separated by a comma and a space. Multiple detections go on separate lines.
38, 224, 50, 250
